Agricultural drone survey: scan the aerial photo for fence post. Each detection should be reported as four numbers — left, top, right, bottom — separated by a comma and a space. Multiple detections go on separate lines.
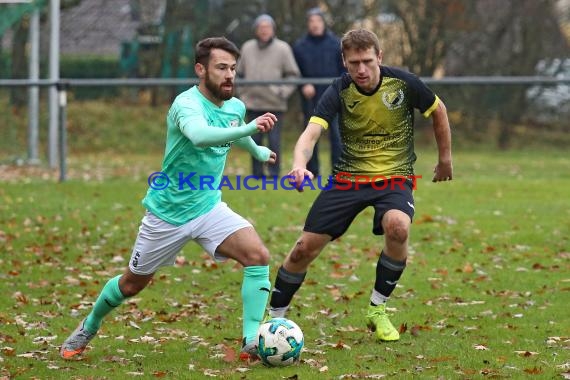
58, 82, 68, 182
27, 9, 40, 164
48, 0, 60, 168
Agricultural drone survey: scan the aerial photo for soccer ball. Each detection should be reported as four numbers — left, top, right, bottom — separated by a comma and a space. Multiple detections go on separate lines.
257, 318, 304, 367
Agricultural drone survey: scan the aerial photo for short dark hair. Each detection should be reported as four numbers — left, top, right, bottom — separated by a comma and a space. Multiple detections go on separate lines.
341, 29, 381, 55
195, 37, 240, 66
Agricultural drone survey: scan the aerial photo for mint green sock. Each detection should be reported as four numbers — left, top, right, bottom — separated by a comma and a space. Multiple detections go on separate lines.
84, 275, 126, 333
242, 265, 270, 344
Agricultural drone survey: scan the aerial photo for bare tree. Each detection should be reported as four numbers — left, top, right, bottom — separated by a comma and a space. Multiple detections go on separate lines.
384, 0, 472, 76
446, 0, 568, 148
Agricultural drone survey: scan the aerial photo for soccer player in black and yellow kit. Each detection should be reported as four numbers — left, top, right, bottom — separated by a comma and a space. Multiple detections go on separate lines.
269, 29, 453, 341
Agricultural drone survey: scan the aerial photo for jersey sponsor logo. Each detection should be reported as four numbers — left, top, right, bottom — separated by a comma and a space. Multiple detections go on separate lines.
347, 99, 360, 110
382, 89, 405, 110
364, 128, 390, 137
132, 250, 141, 267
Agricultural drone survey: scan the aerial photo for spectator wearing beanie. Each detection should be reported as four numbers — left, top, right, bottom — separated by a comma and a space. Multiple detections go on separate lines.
237, 14, 300, 178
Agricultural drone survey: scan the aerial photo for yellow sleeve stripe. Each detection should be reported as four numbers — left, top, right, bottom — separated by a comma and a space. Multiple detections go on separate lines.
422, 95, 440, 118
309, 116, 329, 130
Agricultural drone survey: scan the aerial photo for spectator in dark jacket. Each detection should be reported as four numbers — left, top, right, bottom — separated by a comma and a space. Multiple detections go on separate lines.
293, 8, 345, 176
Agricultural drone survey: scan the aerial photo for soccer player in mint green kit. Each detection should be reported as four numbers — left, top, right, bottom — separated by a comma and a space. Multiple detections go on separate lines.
61, 37, 277, 362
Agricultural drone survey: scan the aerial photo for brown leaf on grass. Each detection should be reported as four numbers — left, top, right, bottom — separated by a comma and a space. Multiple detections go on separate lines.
330, 271, 347, 279
399, 322, 408, 334
0, 334, 16, 344
523, 366, 542, 374
333, 341, 351, 350
410, 325, 421, 337
12, 292, 28, 304
462, 263, 473, 273
221, 345, 236, 363
1, 347, 15, 356
434, 268, 448, 276
429, 356, 455, 363
327, 287, 342, 299
102, 355, 130, 365
515, 351, 539, 357
152, 371, 168, 378
305, 279, 318, 286
415, 214, 434, 224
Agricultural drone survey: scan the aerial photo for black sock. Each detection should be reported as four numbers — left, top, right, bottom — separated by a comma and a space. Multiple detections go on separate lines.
372, 251, 406, 306
270, 266, 306, 308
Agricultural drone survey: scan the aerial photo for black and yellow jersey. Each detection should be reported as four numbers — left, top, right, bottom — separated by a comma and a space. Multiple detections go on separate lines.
310, 66, 439, 179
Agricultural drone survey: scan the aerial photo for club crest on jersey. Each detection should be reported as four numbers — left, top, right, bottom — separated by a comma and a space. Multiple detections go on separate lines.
229, 119, 239, 128
382, 89, 405, 110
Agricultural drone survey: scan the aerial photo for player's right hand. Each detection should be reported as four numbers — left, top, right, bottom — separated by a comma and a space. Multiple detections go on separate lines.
255, 113, 277, 133
287, 167, 314, 192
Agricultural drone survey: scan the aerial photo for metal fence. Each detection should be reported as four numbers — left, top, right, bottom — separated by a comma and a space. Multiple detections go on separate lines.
1, 76, 569, 181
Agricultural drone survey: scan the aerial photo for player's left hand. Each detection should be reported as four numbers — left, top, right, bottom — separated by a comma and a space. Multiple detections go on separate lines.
266, 151, 277, 165
432, 161, 453, 182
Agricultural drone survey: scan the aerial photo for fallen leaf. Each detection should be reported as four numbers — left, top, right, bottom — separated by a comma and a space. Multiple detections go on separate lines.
129, 321, 141, 329
462, 263, 474, 273
523, 367, 542, 374
1, 347, 15, 356
429, 356, 455, 363
221, 345, 236, 363
515, 350, 539, 357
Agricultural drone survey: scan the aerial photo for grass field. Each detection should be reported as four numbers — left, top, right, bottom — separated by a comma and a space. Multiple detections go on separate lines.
1, 146, 569, 379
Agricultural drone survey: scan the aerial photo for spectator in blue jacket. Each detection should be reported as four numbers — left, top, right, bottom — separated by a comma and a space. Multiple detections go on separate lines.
293, 8, 345, 176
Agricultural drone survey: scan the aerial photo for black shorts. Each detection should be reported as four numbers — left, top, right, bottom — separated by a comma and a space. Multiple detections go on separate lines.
304, 179, 415, 240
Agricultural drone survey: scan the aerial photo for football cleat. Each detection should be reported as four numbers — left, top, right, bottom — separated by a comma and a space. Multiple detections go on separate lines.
60, 319, 97, 359
366, 304, 400, 341
239, 337, 260, 362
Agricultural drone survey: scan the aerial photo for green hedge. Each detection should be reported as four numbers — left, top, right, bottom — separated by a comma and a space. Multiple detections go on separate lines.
60, 55, 121, 100
1, 54, 122, 99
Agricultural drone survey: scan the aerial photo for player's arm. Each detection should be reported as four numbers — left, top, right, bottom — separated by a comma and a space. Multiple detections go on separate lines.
234, 136, 276, 164
289, 82, 340, 190
179, 111, 276, 148
288, 121, 323, 190
405, 70, 453, 183
430, 99, 453, 182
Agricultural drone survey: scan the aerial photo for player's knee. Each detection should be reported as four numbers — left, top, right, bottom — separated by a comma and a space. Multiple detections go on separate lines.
289, 239, 320, 264
243, 245, 270, 266
384, 219, 409, 244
